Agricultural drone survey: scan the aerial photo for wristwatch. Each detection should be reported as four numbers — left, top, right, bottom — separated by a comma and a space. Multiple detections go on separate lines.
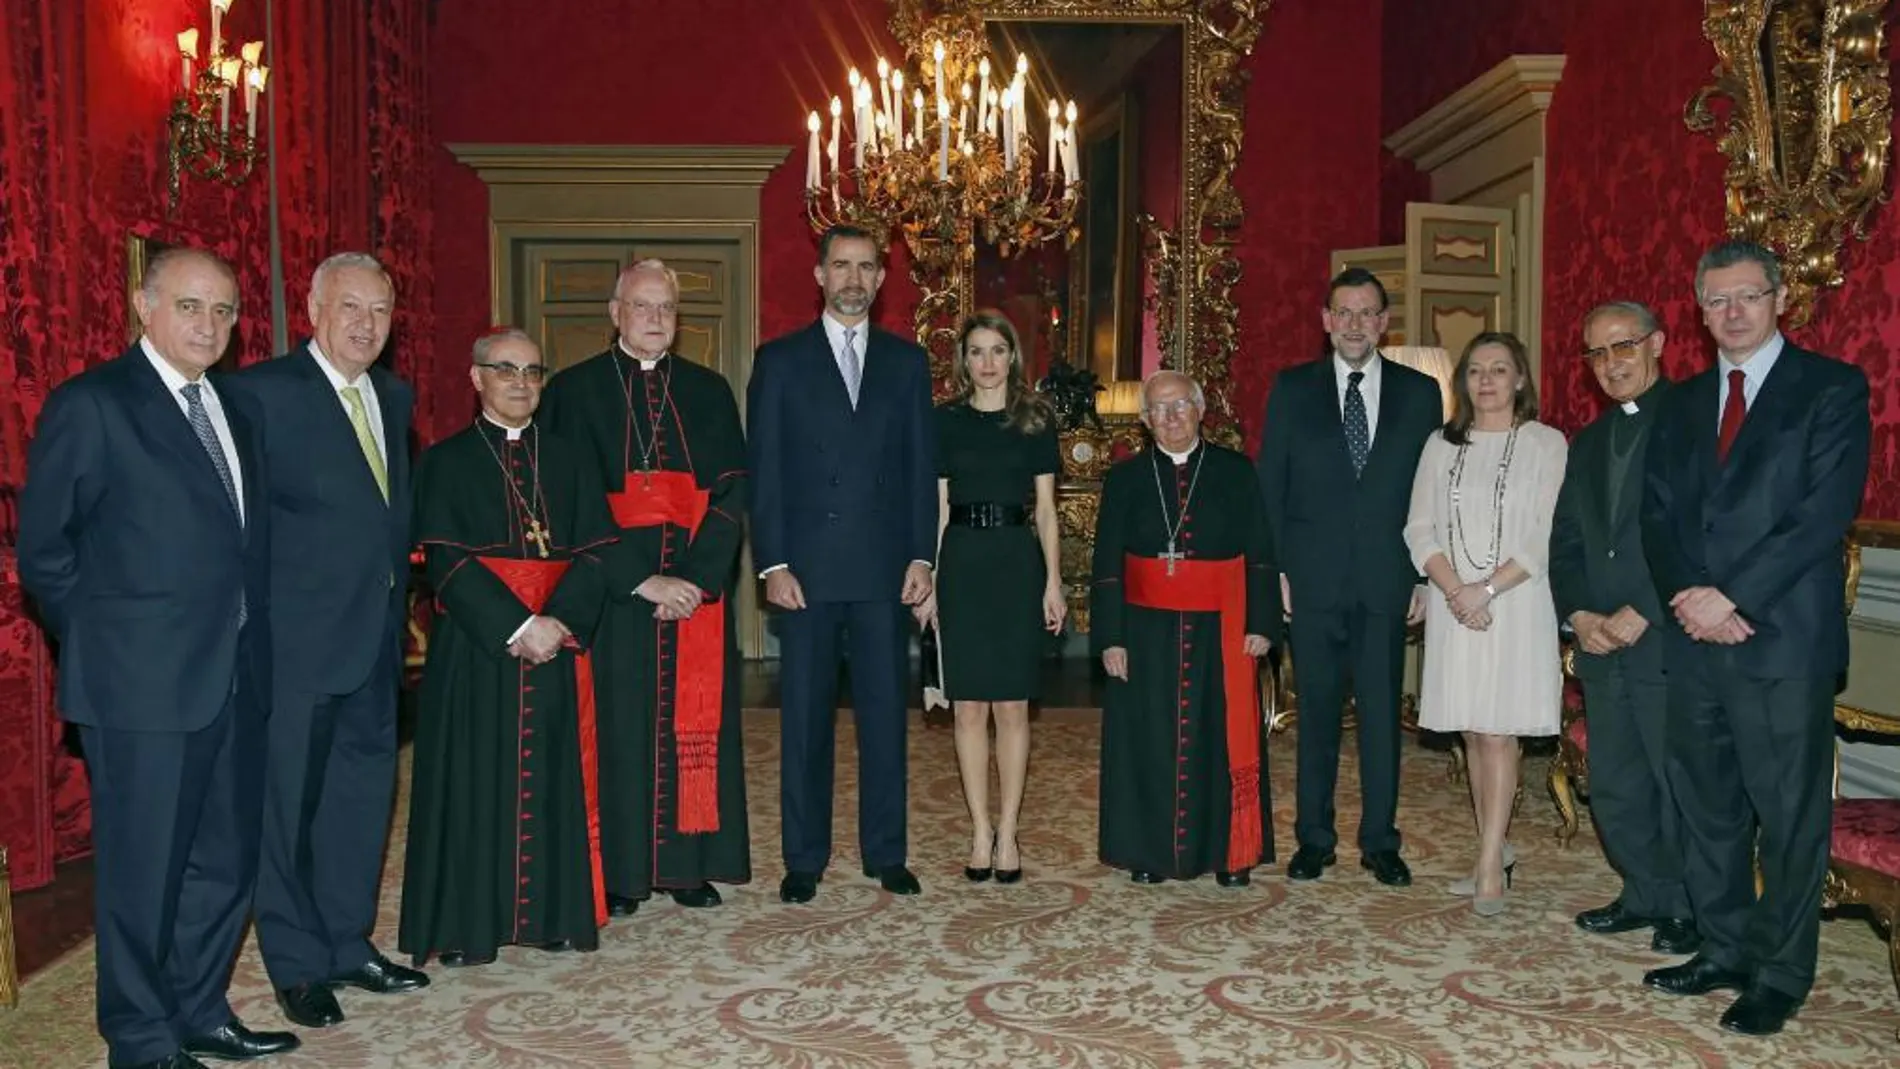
1482, 580, 1498, 599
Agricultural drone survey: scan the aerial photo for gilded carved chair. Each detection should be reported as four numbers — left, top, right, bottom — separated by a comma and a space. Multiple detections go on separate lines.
0, 844, 15, 1008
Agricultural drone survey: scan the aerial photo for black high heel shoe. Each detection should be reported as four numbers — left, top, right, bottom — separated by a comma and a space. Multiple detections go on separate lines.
993, 835, 1022, 884
965, 832, 995, 882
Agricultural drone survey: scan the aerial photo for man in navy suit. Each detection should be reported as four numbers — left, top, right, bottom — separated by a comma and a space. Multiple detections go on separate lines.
19, 248, 298, 1068
1255, 268, 1439, 888
748, 224, 937, 903
1640, 239, 1870, 1036
231, 252, 429, 1029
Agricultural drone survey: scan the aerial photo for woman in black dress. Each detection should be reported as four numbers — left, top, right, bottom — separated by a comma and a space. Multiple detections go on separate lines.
917, 310, 1065, 884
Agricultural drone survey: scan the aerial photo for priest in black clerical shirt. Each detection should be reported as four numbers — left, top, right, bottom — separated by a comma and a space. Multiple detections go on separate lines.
1550, 301, 1697, 956
1091, 370, 1282, 886
398, 328, 619, 967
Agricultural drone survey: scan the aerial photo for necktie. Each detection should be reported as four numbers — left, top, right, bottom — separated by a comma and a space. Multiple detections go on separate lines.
1343, 370, 1370, 475
1717, 367, 1747, 462
341, 384, 390, 501
841, 327, 862, 409
182, 382, 246, 625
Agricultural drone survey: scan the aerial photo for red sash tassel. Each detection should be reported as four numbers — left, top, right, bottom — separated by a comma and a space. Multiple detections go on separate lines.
605, 471, 725, 834
477, 556, 609, 927
1124, 554, 1263, 873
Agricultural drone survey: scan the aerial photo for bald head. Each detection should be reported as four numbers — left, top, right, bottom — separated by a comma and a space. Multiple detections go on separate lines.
1139, 370, 1206, 454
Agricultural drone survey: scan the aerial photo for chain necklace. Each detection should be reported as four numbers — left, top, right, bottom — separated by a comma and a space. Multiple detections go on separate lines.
477, 422, 552, 558
610, 348, 674, 486
1149, 445, 1205, 575
1446, 423, 1519, 575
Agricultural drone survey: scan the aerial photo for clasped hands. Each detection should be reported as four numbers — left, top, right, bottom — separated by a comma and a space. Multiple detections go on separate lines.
1100, 634, 1270, 681
638, 575, 706, 621
1443, 581, 1495, 631
1669, 585, 1753, 645
1569, 606, 1650, 655
508, 615, 573, 665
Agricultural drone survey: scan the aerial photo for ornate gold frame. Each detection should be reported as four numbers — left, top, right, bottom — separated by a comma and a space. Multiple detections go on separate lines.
1686, 0, 1892, 327
891, 0, 1266, 436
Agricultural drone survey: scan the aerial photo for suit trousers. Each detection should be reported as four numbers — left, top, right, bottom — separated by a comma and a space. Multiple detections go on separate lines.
255, 635, 401, 988
80, 690, 261, 1066
1666, 646, 1834, 1000
777, 600, 910, 873
1577, 659, 1688, 919
1290, 603, 1406, 854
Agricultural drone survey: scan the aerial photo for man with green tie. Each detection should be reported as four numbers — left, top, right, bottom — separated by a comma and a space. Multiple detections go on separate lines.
231, 252, 431, 1033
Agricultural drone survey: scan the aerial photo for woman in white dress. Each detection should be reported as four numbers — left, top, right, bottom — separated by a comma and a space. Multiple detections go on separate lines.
1403, 332, 1567, 915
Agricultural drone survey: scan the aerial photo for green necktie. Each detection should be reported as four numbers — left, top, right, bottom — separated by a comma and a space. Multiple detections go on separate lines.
341, 384, 389, 502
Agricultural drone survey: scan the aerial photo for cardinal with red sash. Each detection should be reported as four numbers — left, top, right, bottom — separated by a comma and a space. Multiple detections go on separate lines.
399, 330, 619, 967
539, 259, 751, 913
1092, 371, 1283, 885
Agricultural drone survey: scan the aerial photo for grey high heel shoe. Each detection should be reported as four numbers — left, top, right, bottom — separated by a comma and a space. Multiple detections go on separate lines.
1446, 842, 1517, 897
1471, 856, 1515, 916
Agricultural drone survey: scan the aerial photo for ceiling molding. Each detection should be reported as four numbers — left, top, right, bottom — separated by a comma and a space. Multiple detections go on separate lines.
446, 144, 791, 187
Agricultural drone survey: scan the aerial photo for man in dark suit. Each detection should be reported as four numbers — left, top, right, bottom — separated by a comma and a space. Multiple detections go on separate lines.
19, 248, 298, 1068
232, 252, 429, 1029
1550, 300, 1697, 955
748, 224, 936, 904
1255, 267, 1440, 887
1640, 239, 1869, 1036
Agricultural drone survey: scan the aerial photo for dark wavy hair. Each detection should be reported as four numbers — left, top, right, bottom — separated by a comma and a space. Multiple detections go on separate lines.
1444, 331, 1538, 445
950, 310, 1051, 435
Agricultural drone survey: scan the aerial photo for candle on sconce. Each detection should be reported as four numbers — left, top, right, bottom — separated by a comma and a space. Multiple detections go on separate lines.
240, 40, 262, 67
178, 29, 200, 91
891, 71, 905, 149
806, 111, 821, 191
211, 0, 233, 60
218, 56, 241, 131
245, 66, 267, 138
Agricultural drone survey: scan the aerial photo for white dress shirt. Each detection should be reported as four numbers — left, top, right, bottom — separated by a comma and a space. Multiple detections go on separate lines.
1334, 350, 1383, 449
142, 338, 244, 524
309, 341, 387, 460
1717, 331, 1784, 419
821, 313, 866, 393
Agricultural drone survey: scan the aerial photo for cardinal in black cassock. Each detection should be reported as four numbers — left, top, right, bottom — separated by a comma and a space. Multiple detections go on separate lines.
539, 261, 751, 912
399, 331, 619, 966
1091, 372, 1283, 884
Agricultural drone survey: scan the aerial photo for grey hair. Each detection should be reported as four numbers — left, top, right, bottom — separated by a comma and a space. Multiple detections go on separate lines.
1694, 240, 1782, 298
471, 327, 538, 366
615, 258, 680, 301
1582, 300, 1660, 335
1140, 369, 1205, 411
140, 246, 239, 305
311, 251, 393, 303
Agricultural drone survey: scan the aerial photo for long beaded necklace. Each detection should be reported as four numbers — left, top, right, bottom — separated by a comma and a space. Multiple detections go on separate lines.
1148, 445, 1205, 575
1446, 423, 1519, 575
609, 348, 674, 486
477, 422, 553, 558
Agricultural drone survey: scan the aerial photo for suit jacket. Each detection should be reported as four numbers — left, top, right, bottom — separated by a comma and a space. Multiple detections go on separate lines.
229, 342, 414, 694
19, 345, 271, 732
1641, 342, 1870, 679
747, 320, 936, 603
1551, 380, 1671, 680
1256, 355, 1442, 613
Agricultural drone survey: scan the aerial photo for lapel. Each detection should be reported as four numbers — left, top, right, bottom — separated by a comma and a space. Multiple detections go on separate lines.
371, 364, 408, 500
292, 343, 391, 508
220, 383, 264, 544
120, 348, 243, 532
1572, 420, 1615, 544
1367, 353, 1406, 461
807, 320, 858, 419
1308, 359, 1353, 472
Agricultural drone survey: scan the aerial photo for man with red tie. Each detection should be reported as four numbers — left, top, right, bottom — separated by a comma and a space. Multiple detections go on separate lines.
1640, 239, 1870, 1036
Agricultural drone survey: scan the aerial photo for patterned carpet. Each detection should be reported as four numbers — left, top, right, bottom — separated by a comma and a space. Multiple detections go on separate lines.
6, 714, 1898, 1068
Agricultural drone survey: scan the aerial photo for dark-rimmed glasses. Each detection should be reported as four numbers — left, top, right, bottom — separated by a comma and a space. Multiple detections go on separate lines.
475, 361, 547, 384
1581, 330, 1656, 362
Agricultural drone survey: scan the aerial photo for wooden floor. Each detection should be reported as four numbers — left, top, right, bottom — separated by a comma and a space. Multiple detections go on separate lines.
12, 656, 1109, 981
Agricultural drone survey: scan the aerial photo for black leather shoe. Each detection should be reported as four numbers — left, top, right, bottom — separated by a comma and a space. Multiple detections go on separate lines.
275, 983, 344, 1028
330, 953, 429, 994
182, 1020, 301, 1061
1360, 850, 1412, 887
438, 950, 496, 968
1129, 870, 1166, 885
1719, 985, 1801, 1036
1651, 917, 1703, 955
779, 870, 820, 904
120, 1055, 212, 1069
863, 864, 922, 895
533, 939, 578, 953
1644, 955, 1749, 996
1575, 899, 1654, 934
607, 893, 645, 917
1215, 869, 1251, 887
1285, 847, 1336, 881
670, 884, 722, 908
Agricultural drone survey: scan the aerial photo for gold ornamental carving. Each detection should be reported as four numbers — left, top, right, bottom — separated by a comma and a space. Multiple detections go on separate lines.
1686, 0, 1892, 328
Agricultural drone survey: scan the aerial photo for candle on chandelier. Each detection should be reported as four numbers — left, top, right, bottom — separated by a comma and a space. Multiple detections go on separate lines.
877, 57, 893, 123
957, 83, 970, 141
1001, 86, 1014, 169
806, 111, 821, 191
218, 56, 241, 131
891, 71, 905, 149
1064, 99, 1080, 180
211, 0, 232, 60
847, 69, 861, 152
912, 88, 925, 152
1012, 71, 1026, 140
1047, 100, 1059, 174
828, 95, 842, 179
178, 29, 199, 91
938, 98, 950, 180
855, 84, 870, 169
977, 57, 991, 134
933, 41, 945, 104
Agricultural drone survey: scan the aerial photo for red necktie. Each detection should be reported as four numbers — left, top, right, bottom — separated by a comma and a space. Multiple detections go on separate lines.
1717, 367, 1747, 462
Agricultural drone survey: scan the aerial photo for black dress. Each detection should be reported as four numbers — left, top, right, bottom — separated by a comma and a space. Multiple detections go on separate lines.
934, 403, 1060, 700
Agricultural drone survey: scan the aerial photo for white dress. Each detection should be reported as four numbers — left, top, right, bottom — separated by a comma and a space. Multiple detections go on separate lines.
1403, 421, 1567, 736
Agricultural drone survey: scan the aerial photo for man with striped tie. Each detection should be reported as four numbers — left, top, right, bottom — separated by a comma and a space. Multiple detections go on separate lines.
232, 252, 429, 1031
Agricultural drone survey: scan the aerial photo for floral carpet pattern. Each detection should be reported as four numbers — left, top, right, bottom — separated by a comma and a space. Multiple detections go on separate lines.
6, 716, 1898, 1068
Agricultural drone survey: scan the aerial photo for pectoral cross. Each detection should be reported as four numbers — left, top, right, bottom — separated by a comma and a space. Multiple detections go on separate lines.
527, 518, 551, 559
1159, 540, 1185, 576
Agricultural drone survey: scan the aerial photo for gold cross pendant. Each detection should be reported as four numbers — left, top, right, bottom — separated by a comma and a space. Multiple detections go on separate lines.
527, 519, 551, 559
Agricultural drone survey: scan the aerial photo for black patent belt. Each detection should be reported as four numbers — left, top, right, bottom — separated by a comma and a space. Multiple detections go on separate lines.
949, 502, 1028, 528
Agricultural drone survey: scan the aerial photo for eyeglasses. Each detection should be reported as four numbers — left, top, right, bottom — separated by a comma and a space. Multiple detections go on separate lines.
1581, 330, 1656, 362
622, 300, 677, 318
1145, 398, 1201, 418
475, 361, 547, 384
1328, 307, 1386, 325
1700, 289, 1776, 313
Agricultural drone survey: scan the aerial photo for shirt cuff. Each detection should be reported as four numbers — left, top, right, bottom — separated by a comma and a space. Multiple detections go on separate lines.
758, 563, 789, 579
911, 559, 934, 570
506, 616, 535, 646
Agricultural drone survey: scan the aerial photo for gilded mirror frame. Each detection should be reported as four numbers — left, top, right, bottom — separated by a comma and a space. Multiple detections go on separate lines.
1685, 0, 1891, 328
890, 0, 1267, 439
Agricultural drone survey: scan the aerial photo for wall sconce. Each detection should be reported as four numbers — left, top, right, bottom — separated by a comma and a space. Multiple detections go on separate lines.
167, 0, 269, 212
